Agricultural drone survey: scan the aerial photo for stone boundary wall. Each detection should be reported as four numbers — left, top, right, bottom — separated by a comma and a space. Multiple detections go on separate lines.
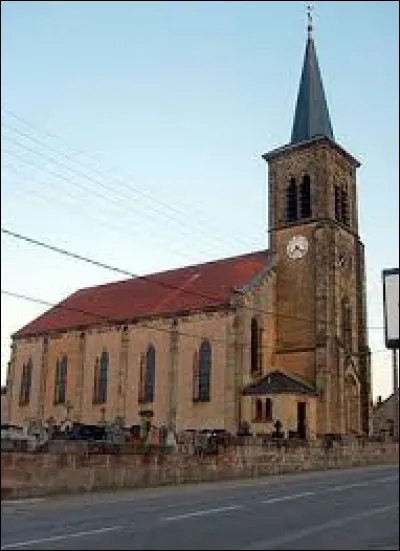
1, 440, 398, 500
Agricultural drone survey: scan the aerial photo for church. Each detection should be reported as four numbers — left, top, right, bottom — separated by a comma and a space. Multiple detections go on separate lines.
5, 20, 372, 438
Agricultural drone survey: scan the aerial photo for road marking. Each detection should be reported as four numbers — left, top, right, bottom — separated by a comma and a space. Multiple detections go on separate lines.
1, 498, 45, 506
162, 504, 242, 522
243, 504, 398, 550
326, 475, 399, 493
0, 526, 122, 549
259, 476, 398, 505
261, 491, 314, 504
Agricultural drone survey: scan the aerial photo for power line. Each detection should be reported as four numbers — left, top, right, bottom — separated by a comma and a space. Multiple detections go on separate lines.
2, 160, 186, 260
1, 107, 260, 251
0, 289, 262, 350
1, 136, 230, 260
1, 289, 390, 356
1, 226, 385, 331
1, 150, 203, 262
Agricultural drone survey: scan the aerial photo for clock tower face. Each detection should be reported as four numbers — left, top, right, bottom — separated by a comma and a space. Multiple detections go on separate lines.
286, 235, 309, 260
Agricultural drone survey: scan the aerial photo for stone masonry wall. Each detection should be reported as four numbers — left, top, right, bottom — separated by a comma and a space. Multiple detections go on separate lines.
1, 440, 398, 500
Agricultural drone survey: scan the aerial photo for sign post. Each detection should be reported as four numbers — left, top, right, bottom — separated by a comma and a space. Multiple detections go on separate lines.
382, 268, 399, 438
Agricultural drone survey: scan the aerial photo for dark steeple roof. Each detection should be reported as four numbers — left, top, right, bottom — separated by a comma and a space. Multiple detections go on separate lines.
290, 27, 334, 145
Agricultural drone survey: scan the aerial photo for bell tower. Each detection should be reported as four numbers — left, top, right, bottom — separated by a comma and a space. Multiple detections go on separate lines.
263, 11, 371, 435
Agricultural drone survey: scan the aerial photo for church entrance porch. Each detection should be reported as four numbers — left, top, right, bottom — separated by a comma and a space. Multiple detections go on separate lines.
241, 369, 318, 438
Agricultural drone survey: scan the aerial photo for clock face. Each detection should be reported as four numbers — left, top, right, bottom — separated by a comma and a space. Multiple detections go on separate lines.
286, 235, 309, 260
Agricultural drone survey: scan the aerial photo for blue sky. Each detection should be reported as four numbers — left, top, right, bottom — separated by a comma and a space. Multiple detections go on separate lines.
1, 1, 399, 400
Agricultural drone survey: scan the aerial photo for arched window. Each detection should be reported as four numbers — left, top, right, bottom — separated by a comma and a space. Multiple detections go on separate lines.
19, 357, 33, 405
144, 344, 156, 403
286, 178, 298, 222
341, 187, 349, 225
334, 185, 341, 221
138, 354, 145, 403
192, 349, 200, 401
98, 350, 109, 403
198, 340, 212, 402
93, 350, 108, 404
93, 357, 99, 403
341, 299, 352, 352
251, 318, 261, 375
54, 355, 67, 404
300, 174, 311, 218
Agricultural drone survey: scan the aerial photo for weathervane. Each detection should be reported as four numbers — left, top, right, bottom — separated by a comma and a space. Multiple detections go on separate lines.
307, 3, 314, 37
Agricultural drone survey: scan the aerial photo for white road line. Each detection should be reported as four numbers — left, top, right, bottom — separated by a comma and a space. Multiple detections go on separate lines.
1, 498, 45, 506
261, 491, 315, 504
242, 504, 398, 550
0, 526, 122, 549
326, 475, 399, 493
162, 504, 242, 522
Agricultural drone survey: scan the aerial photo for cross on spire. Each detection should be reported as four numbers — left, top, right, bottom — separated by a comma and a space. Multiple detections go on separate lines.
307, 3, 314, 37
290, 4, 334, 145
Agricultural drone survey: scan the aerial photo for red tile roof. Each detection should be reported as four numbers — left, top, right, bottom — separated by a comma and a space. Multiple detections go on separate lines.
15, 250, 270, 338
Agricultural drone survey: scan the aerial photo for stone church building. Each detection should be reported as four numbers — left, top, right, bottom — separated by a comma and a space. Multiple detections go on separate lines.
5, 23, 372, 438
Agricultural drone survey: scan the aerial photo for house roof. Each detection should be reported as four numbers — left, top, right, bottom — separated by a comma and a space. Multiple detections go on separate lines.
242, 369, 317, 396
15, 249, 271, 338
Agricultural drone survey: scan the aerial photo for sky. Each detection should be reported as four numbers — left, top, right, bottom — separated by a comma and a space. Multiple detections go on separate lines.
1, 1, 399, 400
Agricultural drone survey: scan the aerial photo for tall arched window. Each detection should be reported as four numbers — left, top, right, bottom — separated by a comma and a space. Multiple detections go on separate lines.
198, 340, 212, 402
93, 357, 99, 403
300, 174, 311, 218
251, 318, 261, 375
19, 357, 33, 405
144, 344, 156, 403
192, 349, 200, 401
93, 350, 108, 404
54, 355, 67, 404
341, 187, 349, 225
138, 354, 146, 403
286, 178, 298, 222
334, 185, 341, 221
341, 299, 352, 352
98, 350, 109, 403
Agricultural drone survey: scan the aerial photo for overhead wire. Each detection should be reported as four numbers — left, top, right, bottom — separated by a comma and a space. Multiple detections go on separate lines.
1, 226, 385, 332
1, 289, 390, 357
1, 137, 229, 260
1, 150, 207, 261
1, 107, 387, 365
1, 107, 261, 252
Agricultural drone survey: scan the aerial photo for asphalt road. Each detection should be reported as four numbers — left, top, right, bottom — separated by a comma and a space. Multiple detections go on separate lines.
1, 465, 399, 550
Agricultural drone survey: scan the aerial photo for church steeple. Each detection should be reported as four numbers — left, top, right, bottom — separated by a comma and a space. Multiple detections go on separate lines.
290, 8, 334, 145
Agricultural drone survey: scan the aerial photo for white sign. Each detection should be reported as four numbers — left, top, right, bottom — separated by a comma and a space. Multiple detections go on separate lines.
383, 268, 399, 349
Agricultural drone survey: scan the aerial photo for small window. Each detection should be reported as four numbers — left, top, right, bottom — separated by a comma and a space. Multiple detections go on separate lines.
341, 299, 352, 351
300, 174, 311, 218
334, 185, 341, 221
254, 398, 263, 421
265, 398, 273, 421
341, 187, 349, 225
286, 178, 298, 222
